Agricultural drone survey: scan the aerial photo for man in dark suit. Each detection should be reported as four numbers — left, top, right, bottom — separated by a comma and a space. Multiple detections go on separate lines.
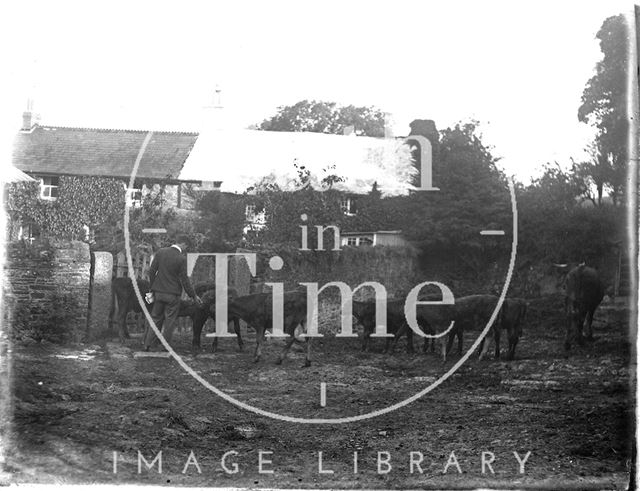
143, 234, 202, 351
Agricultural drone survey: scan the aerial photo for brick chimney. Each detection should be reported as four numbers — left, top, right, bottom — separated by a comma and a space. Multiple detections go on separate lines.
21, 99, 36, 131
384, 112, 394, 138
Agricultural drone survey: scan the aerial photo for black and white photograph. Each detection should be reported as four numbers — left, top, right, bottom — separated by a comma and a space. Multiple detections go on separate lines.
0, 1, 637, 488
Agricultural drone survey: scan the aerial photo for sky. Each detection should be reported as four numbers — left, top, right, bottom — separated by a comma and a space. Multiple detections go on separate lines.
0, 0, 633, 182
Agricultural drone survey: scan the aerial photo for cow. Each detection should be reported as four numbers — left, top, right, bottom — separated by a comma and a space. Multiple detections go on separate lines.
393, 294, 500, 362
188, 287, 243, 353
500, 297, 527, 360
109, 278, 243, 350
108, 277, 151, 343
353, 299, 419, 353
226, 290, 310, 366
558, 264, 605, 351
478, 297, 527, 361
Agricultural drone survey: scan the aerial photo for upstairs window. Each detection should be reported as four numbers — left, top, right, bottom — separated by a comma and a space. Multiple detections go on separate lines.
340, 196, 357, 215
245, 204, 256, 221
124, 182, 143, 208
40, 176, 59, 200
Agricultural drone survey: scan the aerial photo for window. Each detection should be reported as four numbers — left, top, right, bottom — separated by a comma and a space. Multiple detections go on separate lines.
82, 224, 95, 243
340, 196, 356, 215
344, 235, 373, 247
245, 204, 256, 221
124, 182, 143, 208
40, 176, 59, 200
18, 220, 40, 243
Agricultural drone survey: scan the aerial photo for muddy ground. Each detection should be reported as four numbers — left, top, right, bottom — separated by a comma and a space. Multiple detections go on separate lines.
3, 297, 634, 489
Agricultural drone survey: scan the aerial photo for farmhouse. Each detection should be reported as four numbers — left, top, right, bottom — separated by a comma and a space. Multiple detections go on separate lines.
9, 96, 430, 249
9, 109, 205, 241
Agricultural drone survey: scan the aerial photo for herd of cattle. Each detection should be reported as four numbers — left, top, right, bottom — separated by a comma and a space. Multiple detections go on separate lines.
108, 263, 606, 366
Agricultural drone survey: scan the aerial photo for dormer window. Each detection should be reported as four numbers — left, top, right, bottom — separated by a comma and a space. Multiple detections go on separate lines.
40, 176, 59, 200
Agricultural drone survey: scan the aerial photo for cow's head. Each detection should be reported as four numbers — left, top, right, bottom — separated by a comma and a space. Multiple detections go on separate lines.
552, 262, 586, 290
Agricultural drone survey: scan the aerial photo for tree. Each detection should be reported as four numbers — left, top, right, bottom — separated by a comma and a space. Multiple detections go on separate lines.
194, 191, 246, 252
258, 100, 385, 137
578, 14, 629, 202
402, 121, 510, 249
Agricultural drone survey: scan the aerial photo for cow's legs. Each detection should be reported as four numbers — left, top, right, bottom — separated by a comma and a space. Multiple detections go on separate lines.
584, 309, 596, 341
507, 335, 518, 361
253, 327, 265, 363
479, 328, 493, 360
575, 310, 587, 345
440, 335, 449, 362
405, 331, 415, 354
191, 312, 205, 353
456, 326, 464, 354
564, 319, 573, 351
444, 328, 457, 360
493, 326, 501, 359
304, 336, 312, 367
276, 332, 296, 365
389, 323, 406, 353
117, 308, 128, 344
361, 323, 375, 352
233, 317, 244, 351
300, 319, 312, 367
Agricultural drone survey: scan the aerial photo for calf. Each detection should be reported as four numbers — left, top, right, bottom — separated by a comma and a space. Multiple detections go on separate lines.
395, 294, 498, 361
188, 287, 243, 353
108, 277, 151, 343
561, 264, 605, 350
110, 277, 243, 351
353, 299, 418, 353
227, 290, 310, 366
500, 297, 527, 360
478, 297, 527, 361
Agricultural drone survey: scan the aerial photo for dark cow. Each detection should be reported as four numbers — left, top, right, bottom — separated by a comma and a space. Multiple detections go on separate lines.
226, 290, 309, 366
437, 294, 500, 361
478, 297, 527, 361
393, 294, 499, 361
353, 299, 416, 353
188, 287, 243, 353
560, 264, 605, 350
109, 278, 242, 350
108, 277, 151, 342
500, 297, 527, 360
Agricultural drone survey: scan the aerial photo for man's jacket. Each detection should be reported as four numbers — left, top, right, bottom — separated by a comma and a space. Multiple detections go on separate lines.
148, 246, 196, 298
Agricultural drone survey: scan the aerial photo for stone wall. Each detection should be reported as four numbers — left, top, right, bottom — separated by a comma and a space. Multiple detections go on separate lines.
5, 239, 91, 343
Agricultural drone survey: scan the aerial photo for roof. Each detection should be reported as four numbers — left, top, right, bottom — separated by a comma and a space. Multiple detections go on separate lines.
12, 125, 199, 181
180, 128, 417, 196
2, 166, 37, 183
341, 230, 403, 236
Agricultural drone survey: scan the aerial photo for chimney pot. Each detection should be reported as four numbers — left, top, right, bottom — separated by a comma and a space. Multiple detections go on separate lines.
22, 111, 33, 131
